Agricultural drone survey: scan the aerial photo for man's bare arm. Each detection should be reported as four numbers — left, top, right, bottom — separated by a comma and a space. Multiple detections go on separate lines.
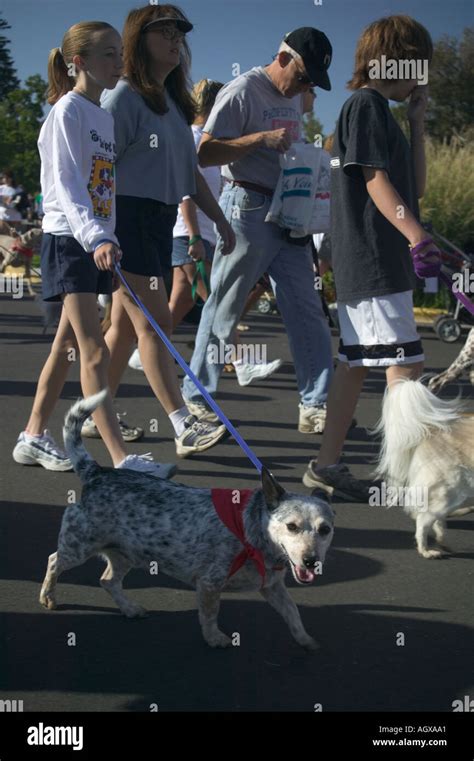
198, 128, 292, 168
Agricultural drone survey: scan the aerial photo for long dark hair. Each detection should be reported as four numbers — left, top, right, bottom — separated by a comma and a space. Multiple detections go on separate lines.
122, 4, 195, 124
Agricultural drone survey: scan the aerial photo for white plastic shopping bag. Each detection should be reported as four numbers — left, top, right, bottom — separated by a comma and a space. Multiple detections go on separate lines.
265, 143, 330, 236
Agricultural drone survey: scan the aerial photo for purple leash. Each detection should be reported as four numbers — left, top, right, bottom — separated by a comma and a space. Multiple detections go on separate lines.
114, 264, 264, 474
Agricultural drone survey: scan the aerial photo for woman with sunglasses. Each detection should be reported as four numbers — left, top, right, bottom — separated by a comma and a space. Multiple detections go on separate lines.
96, 5, 235, 458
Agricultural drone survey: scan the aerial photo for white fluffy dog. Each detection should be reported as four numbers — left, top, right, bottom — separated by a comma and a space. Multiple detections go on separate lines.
374, 379, 474, 558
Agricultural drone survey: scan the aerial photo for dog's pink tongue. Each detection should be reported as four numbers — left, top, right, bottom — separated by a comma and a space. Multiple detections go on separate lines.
296, 566, 316, 583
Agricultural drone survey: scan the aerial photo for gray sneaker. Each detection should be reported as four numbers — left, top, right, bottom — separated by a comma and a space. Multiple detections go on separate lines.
82, 413, 144, 442
13, 430, 73, 472
184, 399, 220, 425
175, 415, 228, 458
302, 460, 370, 503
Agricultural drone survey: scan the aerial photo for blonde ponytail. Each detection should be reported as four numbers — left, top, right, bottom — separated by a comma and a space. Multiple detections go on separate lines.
46, 21, 114, 105
47, 48, 73, 105
192, 79, 224, 120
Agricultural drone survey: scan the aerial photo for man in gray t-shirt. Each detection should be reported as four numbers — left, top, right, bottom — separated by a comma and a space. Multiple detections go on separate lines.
204, 66, 302, 190
182, 28, 335, 435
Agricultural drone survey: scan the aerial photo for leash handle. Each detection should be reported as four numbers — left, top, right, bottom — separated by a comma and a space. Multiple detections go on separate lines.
114, 264, 264, 474
191, 259, 210, 302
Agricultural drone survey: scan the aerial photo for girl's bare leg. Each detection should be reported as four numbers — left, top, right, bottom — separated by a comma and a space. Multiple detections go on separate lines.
104, 294, 137, 397
61, 293, 127, 465
25, 306, 77, 435
169, 265, 197, 332
114, 272, 184, 414
169, 261, 211, 332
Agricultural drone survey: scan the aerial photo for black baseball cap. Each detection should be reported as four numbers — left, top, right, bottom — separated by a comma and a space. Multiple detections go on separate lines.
283, 27, 332, 91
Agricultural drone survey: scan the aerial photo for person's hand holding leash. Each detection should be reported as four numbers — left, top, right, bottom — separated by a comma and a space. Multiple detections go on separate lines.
188, 237, 206, 262
94, 241, 122, 272
409, 237, 442, 278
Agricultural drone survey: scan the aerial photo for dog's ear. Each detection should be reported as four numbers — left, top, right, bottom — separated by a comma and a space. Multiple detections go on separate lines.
261, 466, 286, 510
311, 486, 333, 504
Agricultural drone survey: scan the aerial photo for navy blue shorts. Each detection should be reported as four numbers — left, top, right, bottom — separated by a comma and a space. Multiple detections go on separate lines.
40, 233, 112, 302
115, 196, 178, 278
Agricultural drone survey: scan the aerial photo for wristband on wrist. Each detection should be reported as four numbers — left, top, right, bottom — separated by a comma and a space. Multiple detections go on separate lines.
409, 237, 433, 254
93, 239, 115, 252
188, 234, 203, 247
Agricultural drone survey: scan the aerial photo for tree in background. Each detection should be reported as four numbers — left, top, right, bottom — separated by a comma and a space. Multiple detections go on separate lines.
0, 74, 47, 191
0, 15, 20, 98
391, 27, 474, 142
0, 14, 46, 191
302, 112, 325, 144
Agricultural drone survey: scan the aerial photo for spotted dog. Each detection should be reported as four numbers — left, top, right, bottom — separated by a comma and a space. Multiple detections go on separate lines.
428, 327, 474, 392
40, 391, 335, 649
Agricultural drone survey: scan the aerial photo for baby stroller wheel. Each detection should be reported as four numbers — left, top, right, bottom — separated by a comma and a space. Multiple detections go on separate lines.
435, 316, 462, 343
433, 314, 448, 329
257, 297, 272, 314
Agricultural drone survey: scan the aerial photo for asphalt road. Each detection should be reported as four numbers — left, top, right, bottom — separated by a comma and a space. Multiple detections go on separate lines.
0, 291, 473, 712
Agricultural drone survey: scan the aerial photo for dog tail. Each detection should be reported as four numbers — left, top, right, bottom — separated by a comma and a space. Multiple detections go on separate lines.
374, 378, 463, 486
63, 389, 107, 481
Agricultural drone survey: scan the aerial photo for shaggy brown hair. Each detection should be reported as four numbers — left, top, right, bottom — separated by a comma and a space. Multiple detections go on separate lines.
347, 15, 433, 90
122, 4, 195, 123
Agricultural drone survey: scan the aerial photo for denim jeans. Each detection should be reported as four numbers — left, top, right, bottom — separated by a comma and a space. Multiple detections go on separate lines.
182, 184, 333, 406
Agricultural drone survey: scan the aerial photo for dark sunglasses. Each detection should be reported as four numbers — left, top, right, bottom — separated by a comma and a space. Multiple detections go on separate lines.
289, 55, 316, 87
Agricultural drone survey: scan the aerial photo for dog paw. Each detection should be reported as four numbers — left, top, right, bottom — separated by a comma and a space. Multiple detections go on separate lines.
39, 592, 57, 610
123, 604, 148, 618
419, 548, 443, 559
205, 631, 232, 648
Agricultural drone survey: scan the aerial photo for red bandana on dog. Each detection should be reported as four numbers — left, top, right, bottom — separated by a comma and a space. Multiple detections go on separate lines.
212, 488, 267, 583
11, 242, 34, 259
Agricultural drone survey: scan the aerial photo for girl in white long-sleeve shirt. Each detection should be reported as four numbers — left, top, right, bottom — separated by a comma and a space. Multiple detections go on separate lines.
12, 21, 174, 478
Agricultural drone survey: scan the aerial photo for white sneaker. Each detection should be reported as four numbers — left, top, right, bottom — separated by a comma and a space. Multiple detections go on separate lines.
298, 404, 327, 434
115, 453, 177, 479
184, 399, 220, 425
13, 430, 73, 471
175, 415, 227, 458
128, 348, 143, 372
234, 359, 282, 386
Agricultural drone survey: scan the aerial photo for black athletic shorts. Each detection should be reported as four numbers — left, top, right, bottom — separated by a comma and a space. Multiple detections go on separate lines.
115, 195, 178, 278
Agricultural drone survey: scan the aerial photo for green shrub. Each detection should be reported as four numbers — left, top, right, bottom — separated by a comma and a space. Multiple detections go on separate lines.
421, 136, 474, 253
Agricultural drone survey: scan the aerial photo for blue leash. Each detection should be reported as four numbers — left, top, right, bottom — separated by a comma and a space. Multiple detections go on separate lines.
115, 264, 264, 474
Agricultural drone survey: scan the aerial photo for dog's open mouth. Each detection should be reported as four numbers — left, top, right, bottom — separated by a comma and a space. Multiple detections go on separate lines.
281, 545, 317, 585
